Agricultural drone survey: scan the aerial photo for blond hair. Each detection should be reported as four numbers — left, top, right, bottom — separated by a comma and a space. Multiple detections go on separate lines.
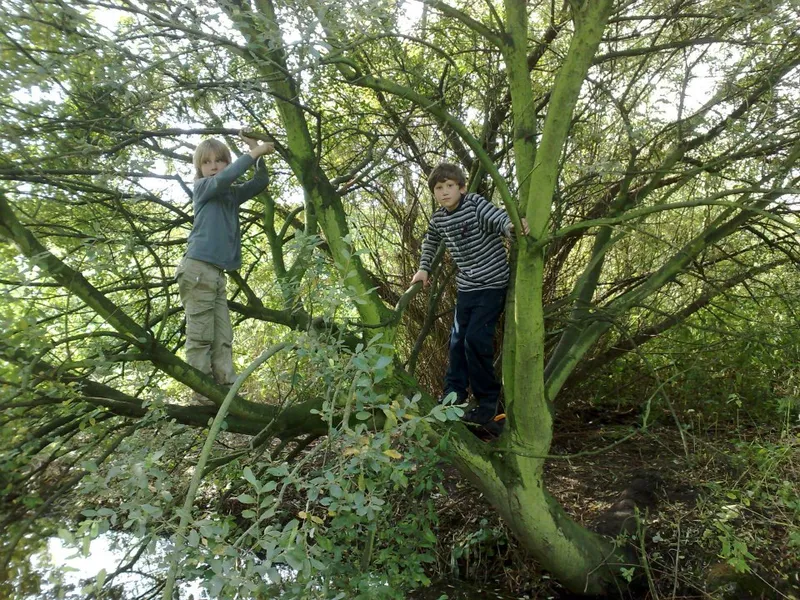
193, 138, 232, 180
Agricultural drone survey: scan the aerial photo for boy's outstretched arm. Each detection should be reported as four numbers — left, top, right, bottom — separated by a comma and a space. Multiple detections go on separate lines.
414, 222, 441, 288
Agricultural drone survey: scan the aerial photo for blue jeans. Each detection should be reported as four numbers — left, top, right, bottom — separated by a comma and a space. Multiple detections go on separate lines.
444, 288, 506, 413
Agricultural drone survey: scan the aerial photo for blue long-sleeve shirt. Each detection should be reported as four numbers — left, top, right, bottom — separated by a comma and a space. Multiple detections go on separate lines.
186, 154, 268, 271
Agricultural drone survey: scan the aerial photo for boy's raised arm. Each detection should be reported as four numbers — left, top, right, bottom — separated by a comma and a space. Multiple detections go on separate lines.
474, 194, 512, 236
193, 131, 274, 207
193, 153, 257, 208
474, 194, 528, 237
233, 130, 274, 204
234, 157, 270, 204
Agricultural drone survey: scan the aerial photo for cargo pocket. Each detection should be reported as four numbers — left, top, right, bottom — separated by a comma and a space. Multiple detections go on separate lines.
181, 266, 217, 345
177, 261, 199, 303
186, 303, 214, 345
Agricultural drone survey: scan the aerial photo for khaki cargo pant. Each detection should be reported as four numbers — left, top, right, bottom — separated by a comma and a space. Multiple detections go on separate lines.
175, 257, 236, 387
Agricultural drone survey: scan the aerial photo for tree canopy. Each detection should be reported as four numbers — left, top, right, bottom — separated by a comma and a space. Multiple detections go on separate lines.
1, 0, 798, 598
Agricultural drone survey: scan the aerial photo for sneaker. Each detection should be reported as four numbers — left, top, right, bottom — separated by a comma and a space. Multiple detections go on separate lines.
462, 406, 496, 424
462, 407, 505, 437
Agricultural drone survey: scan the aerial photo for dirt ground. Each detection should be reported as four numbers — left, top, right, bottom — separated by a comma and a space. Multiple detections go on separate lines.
423, 407, 800, 600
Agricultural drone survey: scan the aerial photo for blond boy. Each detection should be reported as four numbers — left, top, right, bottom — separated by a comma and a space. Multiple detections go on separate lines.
176, 132, 273, 399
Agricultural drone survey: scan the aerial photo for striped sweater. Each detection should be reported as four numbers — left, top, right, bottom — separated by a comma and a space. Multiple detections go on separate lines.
419, 192, 512, 291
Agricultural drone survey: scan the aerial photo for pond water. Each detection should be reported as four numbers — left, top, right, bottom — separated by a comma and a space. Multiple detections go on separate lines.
31, 532, 526, 599
31, 533, 204, 599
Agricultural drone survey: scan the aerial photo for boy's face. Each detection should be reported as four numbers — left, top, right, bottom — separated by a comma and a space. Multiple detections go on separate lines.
432, 178, 466, 211
200, 155, 229, 178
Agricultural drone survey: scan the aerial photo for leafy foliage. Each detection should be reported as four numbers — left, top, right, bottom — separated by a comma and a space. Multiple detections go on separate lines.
1, 0, 799, 597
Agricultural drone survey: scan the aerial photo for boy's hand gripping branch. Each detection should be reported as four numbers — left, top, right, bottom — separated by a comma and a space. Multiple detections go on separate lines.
509, 217, 530, 236
239, 128, 275, 159
410, 270, 429, 288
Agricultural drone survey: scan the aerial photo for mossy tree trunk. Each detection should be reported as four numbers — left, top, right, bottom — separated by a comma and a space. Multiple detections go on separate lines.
231, 0, 628, 593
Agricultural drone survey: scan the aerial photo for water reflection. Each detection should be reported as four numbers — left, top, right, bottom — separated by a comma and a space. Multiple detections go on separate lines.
32, 532, 524, 599
32, 532, 204, 599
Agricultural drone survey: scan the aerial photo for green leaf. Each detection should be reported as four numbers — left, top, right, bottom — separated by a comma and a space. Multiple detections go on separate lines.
283, 550, 304, 572
243, 466, 258, 487
374, 355, 392, 370
188, 529, 200, 548
58, 528, 74, 546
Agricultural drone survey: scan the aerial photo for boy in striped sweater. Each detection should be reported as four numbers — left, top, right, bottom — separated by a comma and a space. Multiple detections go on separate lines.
411, 163, 528, 432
